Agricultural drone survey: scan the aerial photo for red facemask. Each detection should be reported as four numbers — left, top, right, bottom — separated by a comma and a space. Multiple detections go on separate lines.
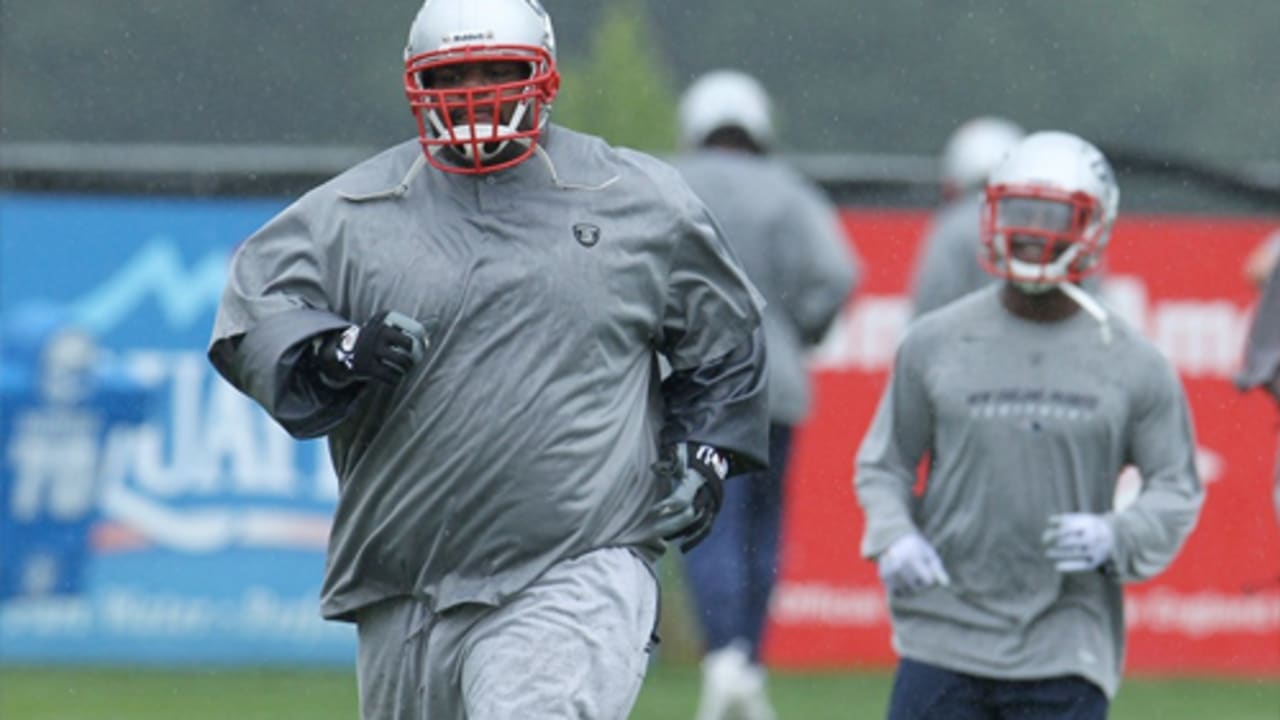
980, 182, 1106, 286
404, 45, 560, 175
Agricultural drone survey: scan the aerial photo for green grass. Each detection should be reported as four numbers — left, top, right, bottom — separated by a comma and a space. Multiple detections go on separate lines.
2, 662, 1276, 720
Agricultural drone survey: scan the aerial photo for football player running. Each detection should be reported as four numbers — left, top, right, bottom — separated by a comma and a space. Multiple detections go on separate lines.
672, 69, 860, 720
207, 1, 769, 718
855, 131, 1204, 719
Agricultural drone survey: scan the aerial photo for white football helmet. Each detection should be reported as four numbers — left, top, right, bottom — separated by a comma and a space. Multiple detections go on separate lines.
940, 116, 1025, 198
403, 0, 560, 174
980, 131, 1119, 292
677, 70, 774, 151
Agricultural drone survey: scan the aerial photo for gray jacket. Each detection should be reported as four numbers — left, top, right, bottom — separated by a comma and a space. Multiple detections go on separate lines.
675, 149, 859, 423
208, 125, 769, 621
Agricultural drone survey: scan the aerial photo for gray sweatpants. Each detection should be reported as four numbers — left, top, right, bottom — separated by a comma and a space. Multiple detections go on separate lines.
356, 547, 659, 720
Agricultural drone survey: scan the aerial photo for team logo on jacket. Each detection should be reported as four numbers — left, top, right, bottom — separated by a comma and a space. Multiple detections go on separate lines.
572, 222, 601, 247
966, 387, 1100, 427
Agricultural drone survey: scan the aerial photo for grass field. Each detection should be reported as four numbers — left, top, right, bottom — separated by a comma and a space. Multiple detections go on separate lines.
2, 662, 1277, 720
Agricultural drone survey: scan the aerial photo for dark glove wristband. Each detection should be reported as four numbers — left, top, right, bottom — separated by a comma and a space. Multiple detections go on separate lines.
313, 325, 362, 389
310, 311, 418, 388
687, 444, 726, 509
675, 443, 727, 552
688, 443, 728, 482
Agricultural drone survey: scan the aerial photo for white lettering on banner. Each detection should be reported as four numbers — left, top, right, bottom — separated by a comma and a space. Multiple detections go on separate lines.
811, 276, 1252, 379
240, 586, 343, 640
128, 351, 307, 497
7, 411, 102, 521
1126, 589, 1280, 637
205, 377, 285, 492
769, 583, 1280, 639
89, 349, 338, 552
102, 588, 219, 635
1153, 302, 1249, 378
0, 587, 349, 641
769, 582, 888, 626
121, 350, 330, 500
0, 597, 93, 635
49, 234, 340, 552
1105, 276, 1251, 379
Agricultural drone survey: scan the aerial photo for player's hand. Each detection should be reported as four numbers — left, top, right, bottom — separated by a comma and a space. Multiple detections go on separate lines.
877, 532, 950, 597
1042, 512, 1114, 573
315, 310, 428, 387
652, 443, 727, 552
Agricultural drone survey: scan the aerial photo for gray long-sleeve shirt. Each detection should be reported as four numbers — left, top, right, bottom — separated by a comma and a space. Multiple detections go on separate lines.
855, 285, 1203, 697
208, 125, 769, 621
675, 150, 860, 424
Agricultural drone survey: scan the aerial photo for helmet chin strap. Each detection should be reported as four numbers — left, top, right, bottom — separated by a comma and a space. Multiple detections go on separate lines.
1005, 242, 1109, 342
1058, 280, 1113, 345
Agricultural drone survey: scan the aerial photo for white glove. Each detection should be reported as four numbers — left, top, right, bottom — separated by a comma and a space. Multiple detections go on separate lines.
877, 532, 950, 597
1042, 513, 1114, 573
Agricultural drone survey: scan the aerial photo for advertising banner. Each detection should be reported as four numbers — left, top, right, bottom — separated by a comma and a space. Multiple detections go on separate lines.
766, 210, 1280, 676
1, 193, 1277, 673
0, 193, 354, 664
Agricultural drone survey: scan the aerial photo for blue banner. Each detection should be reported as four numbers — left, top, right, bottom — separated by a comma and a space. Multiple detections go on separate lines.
0, 193, 354, 664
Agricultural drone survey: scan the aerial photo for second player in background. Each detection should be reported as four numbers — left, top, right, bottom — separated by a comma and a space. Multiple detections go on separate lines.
671, 69, 861, 720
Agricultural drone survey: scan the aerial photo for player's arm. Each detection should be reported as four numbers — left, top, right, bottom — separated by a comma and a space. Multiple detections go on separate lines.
211, 310, 425, 440
854, 332, 951, 595
1107, 358, 1205, 582
659, 327, 768, 475
652, 196, 769, 550
854, 331, 934, 559
206, 201, 424, 439
656, 197, 769, 473
653, 329, 767, 550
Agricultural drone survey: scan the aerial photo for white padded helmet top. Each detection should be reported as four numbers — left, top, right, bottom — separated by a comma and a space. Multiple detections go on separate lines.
941, 116, 1026, 193
678, 70, 774, 150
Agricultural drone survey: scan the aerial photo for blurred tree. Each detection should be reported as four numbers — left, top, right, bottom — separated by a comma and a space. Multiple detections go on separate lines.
552, 0, 678, 152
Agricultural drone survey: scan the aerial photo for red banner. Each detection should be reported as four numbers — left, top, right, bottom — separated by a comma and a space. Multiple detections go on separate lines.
764, 210, 1280, 676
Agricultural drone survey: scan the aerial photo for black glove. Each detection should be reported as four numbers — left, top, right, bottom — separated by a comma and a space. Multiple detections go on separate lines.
652, 443, 728, 552
313, 310, 426, 388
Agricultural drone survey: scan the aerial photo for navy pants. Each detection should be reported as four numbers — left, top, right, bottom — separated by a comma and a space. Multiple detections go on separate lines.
683, 423, 792, 663
888, 658, 1109, 720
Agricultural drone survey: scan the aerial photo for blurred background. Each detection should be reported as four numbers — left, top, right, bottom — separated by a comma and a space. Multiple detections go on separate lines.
2, 1, 1278, 718
4, 0, 1279, 209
